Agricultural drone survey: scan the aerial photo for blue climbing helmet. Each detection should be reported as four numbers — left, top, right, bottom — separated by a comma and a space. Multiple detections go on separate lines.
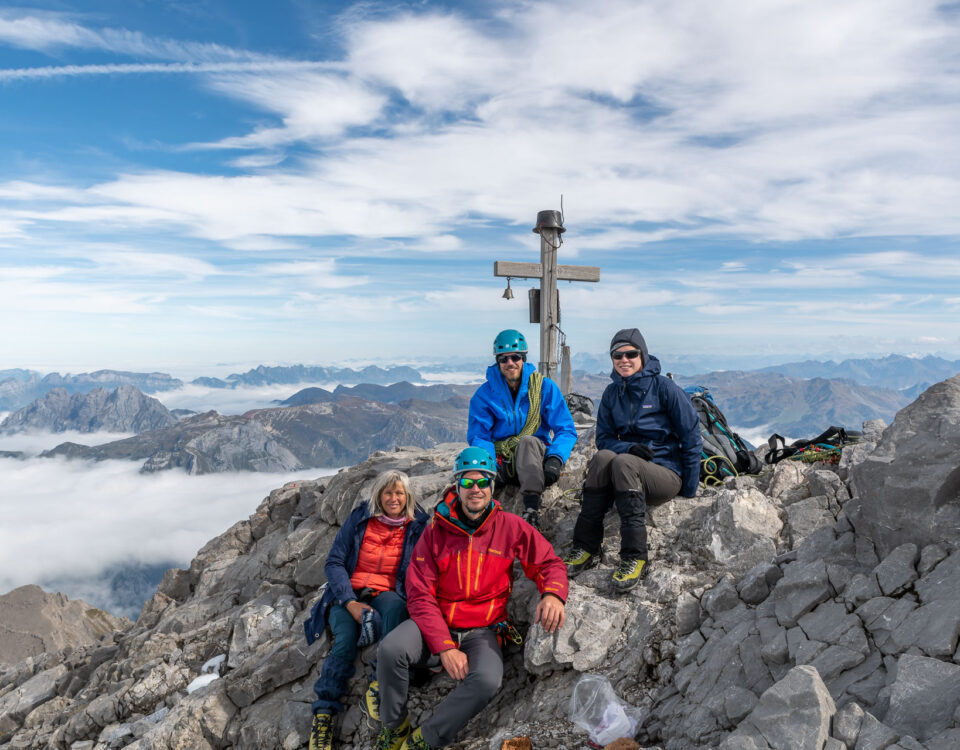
454, 446, 497, 477
493, 329, 528, 357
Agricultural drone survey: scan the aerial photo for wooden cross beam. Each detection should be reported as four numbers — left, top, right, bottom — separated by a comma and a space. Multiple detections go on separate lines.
493, 210, 600, 391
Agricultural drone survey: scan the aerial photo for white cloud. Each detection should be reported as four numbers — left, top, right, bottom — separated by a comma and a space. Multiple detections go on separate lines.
257, 259, 368, 289
93, 251, 219, 281
0, 455, 334, 612
6, 0, 960, 249
198, 72, 385, 147
0, 60, 330, 81
0, 430, 135, 456
0, 10, 267, 62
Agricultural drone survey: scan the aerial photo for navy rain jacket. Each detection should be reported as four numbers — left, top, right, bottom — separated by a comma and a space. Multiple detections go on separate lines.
596, 353, 702, 498
303, 501, 428, 645
468, 362, 578, 463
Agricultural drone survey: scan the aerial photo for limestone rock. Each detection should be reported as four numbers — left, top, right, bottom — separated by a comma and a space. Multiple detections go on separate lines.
848, 375, 960, 557
524, 580, 632, 673
720, 665, 835, 750
884, 653, 960, 741
0, 664, 67, 735
704, 488, 783, 576
873, 544, 919, 597
772, 559, 833, 628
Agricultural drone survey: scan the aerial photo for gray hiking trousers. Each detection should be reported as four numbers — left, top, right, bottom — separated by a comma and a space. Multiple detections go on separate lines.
512, 435, 547, 498
574, 449, 681, 559
377, 619, 503, 747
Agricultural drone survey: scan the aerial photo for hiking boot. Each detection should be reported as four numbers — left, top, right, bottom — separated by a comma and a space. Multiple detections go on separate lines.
562, 547, 598, 577
363, 680, 380, 721
612, 557, 647, 592
375, 717, 411, 750
400, 726, 433, 750
309, 712, 333, 750
520, 507, 541, 529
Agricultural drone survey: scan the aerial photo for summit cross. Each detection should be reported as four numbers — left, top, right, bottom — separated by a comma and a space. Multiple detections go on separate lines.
494, 210, 600, 393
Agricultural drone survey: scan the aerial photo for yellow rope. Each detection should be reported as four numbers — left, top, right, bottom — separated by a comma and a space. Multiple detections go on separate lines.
494, 372, 544, 478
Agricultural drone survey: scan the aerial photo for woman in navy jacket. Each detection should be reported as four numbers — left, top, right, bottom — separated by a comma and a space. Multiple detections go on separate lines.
304, 470, 428, 750
563, 328, 701, 592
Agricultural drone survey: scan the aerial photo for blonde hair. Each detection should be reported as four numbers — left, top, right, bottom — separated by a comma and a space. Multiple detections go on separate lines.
366, 470, 416, 520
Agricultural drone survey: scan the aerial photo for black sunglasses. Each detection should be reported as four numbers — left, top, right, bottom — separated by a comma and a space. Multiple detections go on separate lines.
458, 476, 492, 489
612, 350, 641, 361
497, 353, 524, 364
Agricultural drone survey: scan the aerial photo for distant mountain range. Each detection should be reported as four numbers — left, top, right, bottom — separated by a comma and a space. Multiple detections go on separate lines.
194, 364, 423, 389
574, 352, 960, 392
278, 381, 476, 406
753, 354, 960, 390
0, 364, 426, 411
0, 370, 181, 411
570, 369, 910, 437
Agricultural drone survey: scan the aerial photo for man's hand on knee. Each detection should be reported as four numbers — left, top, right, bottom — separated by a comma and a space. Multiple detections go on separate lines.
439, 647, 469, 681
535, 593, 566, 633
542, 455, 563, 486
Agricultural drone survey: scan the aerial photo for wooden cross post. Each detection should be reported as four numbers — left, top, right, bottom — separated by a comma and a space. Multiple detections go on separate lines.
494, 210, 600, 393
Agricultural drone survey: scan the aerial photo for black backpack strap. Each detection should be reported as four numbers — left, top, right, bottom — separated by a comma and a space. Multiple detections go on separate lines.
765, 433, 797, 464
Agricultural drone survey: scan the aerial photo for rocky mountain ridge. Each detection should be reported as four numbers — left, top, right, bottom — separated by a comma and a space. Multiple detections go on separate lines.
0, 386, 177, 435
2, 375, 959, 749
41, 397, 468, 473
0, 586, 130, 669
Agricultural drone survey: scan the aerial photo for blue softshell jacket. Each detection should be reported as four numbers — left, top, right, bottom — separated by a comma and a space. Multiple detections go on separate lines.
303, 502, 429, 645
468, 362, 578, 463
596, 353, 703, 498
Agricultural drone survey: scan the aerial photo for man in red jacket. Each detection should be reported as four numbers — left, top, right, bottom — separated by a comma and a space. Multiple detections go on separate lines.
374, 447, 568, 750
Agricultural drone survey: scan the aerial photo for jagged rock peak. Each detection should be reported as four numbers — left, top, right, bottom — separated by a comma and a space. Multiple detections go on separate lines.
0, 584, 131, 668
0, 385, 177, 435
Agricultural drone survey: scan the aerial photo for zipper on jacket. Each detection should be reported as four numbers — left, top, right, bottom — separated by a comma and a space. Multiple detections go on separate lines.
475, 553, 483, 590
466, 537, 474, 597
456, 551, 463, 589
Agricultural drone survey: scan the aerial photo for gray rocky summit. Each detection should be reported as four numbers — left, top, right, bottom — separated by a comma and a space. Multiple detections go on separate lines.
2, 376, 960, 748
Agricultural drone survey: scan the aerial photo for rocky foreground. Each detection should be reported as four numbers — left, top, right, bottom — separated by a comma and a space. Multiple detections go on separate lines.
2, 376, 960, 749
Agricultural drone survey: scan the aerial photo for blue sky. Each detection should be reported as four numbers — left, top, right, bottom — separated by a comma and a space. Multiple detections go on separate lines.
2, 0, 960, 374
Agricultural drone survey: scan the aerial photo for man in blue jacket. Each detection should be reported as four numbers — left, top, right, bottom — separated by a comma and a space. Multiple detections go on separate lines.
563, 328, 702, 592
467, 329, 577, 529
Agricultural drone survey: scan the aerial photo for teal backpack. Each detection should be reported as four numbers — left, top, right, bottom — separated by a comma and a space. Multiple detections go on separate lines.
684, 385, 762, 486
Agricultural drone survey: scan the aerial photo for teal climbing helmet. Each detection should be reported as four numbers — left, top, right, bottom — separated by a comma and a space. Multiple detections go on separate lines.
493, 329, 528, 357
454, 446, 497, 477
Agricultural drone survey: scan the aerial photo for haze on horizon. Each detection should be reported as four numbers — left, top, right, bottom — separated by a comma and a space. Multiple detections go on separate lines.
1, 0, 959, 371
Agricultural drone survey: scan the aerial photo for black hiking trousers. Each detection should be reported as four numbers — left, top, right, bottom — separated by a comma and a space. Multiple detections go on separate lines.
573, 449, 681, 560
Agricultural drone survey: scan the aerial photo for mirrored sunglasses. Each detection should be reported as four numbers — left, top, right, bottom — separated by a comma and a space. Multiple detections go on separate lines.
497, 353, 524, 364
458, 476, 492, 489
611, 350, 641, 361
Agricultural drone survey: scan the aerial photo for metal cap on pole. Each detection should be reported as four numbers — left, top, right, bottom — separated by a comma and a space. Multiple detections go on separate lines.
533, 210, 566, 234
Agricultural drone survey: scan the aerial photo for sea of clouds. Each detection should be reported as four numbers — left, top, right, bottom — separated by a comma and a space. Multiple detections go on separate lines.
0, 448, 335, 616
151, 376, 481, 416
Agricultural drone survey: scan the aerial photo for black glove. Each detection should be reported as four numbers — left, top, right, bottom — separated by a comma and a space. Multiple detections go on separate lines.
542, 455, 563, 486
628, 443, 654, 461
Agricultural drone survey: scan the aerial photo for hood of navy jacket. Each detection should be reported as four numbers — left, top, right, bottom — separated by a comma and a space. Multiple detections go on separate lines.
596, 353, 702, 497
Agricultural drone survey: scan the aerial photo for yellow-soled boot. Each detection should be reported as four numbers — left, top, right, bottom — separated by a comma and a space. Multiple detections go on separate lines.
374, 717, 410, 750
400, 726, 433, 750
309, 712, 333, 750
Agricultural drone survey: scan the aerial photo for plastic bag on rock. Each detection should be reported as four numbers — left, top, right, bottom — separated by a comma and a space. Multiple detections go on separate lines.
568, 673, 641, 746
